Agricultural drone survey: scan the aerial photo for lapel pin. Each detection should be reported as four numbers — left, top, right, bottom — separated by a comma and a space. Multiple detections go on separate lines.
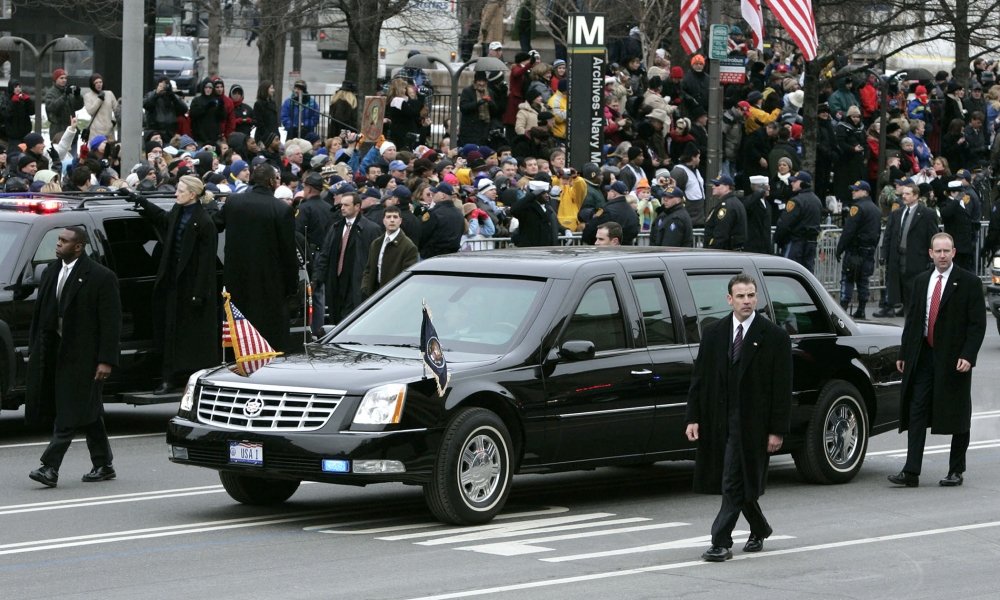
753, 342, 758, 346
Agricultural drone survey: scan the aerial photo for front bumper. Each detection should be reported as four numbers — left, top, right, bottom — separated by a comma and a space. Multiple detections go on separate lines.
987, 284, 1000, 319
167, 417, 441, 486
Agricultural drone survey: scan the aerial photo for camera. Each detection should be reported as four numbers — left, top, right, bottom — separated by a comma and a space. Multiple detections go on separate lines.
405, 131, 421, 146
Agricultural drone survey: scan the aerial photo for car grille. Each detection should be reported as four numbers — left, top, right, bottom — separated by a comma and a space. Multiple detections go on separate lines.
156, 69, 181, 78
196, 384, 343, 431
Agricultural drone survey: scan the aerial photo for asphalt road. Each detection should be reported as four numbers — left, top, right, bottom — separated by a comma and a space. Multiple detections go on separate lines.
213, 35, 347, 100
1, 316, 998, 599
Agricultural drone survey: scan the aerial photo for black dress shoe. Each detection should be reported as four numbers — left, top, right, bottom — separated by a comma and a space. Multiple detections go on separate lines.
743, 535, 765, 552
872, 307, 894, 318
939, 472, 964, 486
82, 465, 116, 482
701, 546, 733, 562
153, 382, 180, 395
887, 471, 919, 487
29, 465, 58, 488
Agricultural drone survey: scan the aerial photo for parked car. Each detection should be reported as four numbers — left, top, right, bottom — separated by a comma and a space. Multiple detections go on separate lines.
166, 247, 903, 525
153, 36, 203, 96
317, 27, 348, 60
986, 253, 1000, 334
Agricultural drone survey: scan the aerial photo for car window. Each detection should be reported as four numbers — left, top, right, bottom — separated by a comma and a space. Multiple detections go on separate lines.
333, 274, 545, 354
32, 227, 66, 266
155, 39, 195, 60
564, 280, 628, 352
686, 273, 740, 337
763, 273, 832, 335
102, 218, 161, 279
632, 276, 676, 345
0, 221, 28, 284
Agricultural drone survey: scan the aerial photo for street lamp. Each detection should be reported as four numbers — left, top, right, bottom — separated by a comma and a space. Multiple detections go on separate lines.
0, 35, 88, 134
403, 54, 508, 145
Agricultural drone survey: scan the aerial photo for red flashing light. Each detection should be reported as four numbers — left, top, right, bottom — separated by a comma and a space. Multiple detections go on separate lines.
0, 198, 65, 214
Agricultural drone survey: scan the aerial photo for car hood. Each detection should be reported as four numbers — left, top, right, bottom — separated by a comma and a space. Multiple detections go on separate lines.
154, 58, 193, 71
198, 344, 502, 394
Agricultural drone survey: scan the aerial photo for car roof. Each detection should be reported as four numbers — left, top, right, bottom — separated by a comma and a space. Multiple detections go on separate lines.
412, 246, 800, 279
0, 194, 175, 222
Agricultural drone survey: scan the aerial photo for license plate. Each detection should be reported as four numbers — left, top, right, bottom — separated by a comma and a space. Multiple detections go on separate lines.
229, 441, 263, 466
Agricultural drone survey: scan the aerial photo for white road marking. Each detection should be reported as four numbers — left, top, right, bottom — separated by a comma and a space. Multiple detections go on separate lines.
542, 531, 795, 562
868, 438, 1000, 459
0, 509, 341, 556
305, 506, 569, 534
405, 520, 1000, 600
0, 485, 224, 516
0, 432, 162, 449
456, 522, 689, 556
379, 513, 618, 544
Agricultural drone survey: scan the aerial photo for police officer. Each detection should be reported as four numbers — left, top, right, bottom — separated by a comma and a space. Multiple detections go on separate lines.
704, 175, 747, 251
953, 168, 982, 233
650, 187, 693, 247
938, 180, 976, 271
775, 170, 822, 272
743, 175, 773, 254
835, 181, 881, 319
296, 173, 334, 336
582, 181, 640, 246
419, 182, 465, 259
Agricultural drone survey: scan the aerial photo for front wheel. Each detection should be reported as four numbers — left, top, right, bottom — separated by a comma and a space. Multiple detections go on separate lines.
793, 380, 869, 484
424, 408, 513, 525
219, 471, 300, 505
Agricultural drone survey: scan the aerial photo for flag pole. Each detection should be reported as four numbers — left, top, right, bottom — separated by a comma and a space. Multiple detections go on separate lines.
421, 298, 428, 380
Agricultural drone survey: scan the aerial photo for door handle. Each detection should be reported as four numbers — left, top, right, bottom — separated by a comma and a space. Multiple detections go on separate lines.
630, 369, 652, 376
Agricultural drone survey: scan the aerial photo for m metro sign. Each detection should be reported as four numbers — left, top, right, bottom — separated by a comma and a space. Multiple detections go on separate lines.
566, 13, 606, 168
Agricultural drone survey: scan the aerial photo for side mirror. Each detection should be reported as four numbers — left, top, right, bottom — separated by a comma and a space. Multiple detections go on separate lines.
558, 340, 595, 361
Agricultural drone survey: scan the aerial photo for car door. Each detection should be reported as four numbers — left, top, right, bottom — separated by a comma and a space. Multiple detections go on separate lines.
541, 265, 656, 465
625, 259, 696, 459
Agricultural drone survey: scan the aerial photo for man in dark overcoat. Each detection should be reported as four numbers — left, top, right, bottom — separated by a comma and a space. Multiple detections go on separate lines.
213, 164, 299, 352
313, 191, 380, 324
875, 183, 938, 317
685, 273, 792, 562
27, 227, 122, 488
889, 233, 986, 488
361, 206, 419, 297
135, 176, 220, 394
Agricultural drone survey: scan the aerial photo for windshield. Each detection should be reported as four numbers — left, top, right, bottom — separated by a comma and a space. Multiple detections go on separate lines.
332, 274, 547, 354
0, 222, 28, 284
155, 39, 195, 60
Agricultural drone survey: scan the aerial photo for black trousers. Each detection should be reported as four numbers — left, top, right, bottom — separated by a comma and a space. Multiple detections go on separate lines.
903, 342, 971, 476
710, 432, 772, 548
40, 411, 113, 470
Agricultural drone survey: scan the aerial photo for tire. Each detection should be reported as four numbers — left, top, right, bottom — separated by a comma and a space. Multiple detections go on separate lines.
219, 471, 300, 505
321, 51, 330, 59
424, 408, 513, 525
793, 380, 869, 484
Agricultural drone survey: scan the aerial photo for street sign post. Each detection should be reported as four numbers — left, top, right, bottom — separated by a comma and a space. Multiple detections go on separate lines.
709, 24, 729, 60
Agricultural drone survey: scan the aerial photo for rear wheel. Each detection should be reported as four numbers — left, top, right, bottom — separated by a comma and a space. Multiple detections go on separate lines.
219, 471, 300, 505
793, 380, 869, 484
424, 408, 513, 525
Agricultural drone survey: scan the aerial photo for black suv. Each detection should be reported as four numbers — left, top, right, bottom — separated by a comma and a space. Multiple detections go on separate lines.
167, 247, 904, 525
0, 194, 186, 412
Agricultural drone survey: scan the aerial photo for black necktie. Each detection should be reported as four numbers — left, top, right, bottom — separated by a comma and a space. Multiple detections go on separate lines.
731, 323, 744, 364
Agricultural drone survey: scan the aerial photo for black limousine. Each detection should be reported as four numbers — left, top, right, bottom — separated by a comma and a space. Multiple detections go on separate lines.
167, 247, 902, 524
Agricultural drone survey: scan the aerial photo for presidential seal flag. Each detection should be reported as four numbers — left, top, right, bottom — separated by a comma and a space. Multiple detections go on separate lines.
420, 303, 450, 397
222, 290, 282, 377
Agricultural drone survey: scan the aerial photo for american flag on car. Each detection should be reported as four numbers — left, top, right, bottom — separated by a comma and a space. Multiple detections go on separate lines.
222, 290, 282, 376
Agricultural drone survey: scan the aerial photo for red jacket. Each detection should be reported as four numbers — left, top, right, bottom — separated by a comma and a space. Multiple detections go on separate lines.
859, 84, 878, 119
503, 61, 532, 126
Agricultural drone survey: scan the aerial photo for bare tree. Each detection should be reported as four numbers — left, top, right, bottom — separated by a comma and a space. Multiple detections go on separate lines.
334, 0, 413, 98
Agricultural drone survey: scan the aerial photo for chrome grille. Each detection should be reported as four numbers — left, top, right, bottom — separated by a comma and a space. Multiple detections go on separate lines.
196, 382, 344, 431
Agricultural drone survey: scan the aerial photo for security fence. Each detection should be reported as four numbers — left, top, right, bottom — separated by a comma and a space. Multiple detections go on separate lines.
469, 223, 993, 296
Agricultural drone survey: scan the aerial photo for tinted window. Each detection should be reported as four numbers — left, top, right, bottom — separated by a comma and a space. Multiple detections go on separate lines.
633, 276, 675, 345
103, 218, 160, 279
334, 274, 544, 354
155, 39, 195, 59
687, 273, 740, 336
0, 221, 28, 284
564, 280, 628, 352
764, 274, 831, 335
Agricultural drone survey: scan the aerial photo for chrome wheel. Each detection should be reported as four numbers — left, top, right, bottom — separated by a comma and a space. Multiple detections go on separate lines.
825, 397, 860, 468
458, 431, 503, 504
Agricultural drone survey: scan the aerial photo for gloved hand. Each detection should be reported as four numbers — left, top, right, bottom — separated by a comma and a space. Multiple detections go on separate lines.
98, 91, 106, 101
835, 253, 843, 262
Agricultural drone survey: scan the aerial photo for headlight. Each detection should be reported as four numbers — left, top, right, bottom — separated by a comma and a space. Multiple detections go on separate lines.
179, 368, 211, 412
180, 69, 193, 76
992, 256, 1000, 269
353, 384, 407, 425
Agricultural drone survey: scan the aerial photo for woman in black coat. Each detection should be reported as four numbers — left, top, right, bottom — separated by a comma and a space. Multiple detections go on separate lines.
135, 175, 220, 392
328, 83, 359, 136
188, 78, 226, 146
385, 77, 425, 150
252, 80, 279, 143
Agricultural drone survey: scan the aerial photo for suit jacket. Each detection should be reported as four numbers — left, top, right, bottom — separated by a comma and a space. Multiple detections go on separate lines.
25, 254, 122, 429
361, 230, 419, 297
685, 313, 792, 497
317, 215, 381, 319
898, 266, 985, 434
882, 203, 939, 277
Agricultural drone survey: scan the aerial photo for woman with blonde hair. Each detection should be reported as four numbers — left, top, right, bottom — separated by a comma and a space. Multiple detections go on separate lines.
133, 174, 219, 394
386, 77, 424, 150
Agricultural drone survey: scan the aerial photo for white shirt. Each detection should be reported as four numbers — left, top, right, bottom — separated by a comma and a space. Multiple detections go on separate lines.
925, 264, 953, 336
378, 230, 400, 282
57, 258, 78, 299
732, 310, 756, 344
